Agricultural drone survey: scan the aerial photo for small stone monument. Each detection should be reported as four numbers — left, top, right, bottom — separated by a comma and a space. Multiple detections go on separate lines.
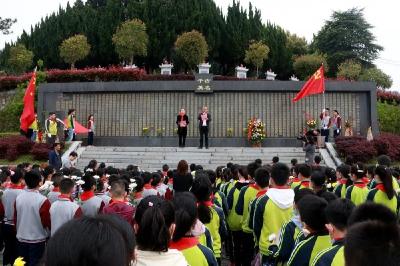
235, 65, 248, 79
159, 63, 173, 75
198, 62, 211, 74
290, 75, 299, 81
266, 69, 277, 80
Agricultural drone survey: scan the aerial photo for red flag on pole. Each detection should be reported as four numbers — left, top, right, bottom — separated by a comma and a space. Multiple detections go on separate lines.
292, 65, 325, 102
20, 71, 36, 132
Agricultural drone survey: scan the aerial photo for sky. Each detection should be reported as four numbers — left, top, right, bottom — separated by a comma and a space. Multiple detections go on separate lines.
1, 0, 399, 89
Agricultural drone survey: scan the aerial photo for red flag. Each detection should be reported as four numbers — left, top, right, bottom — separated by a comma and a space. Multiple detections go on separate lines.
63, 119, 89, 134
292, 66, 325, 102
20, 72, 36, 132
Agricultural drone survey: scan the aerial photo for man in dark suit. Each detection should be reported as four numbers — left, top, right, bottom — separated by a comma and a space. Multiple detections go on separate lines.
198, 106, 211, 149
48, 142, 62, 170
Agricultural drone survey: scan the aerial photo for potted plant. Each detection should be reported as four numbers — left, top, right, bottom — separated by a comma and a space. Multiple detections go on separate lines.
156, 128, 165, 137
142, 127, 150, 136
247, 118, 266, 147
226, 128, 233, 137
306, 119, 317, 130
344, 120, 353, 137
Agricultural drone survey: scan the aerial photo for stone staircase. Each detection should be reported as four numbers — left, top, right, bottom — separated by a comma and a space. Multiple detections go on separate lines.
76, 146, 322, 172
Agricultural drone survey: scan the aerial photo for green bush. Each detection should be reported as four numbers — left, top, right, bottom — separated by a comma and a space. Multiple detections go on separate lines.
377, 102, 400, 134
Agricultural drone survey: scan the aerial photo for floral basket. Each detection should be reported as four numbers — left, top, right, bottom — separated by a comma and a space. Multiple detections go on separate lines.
247, 118, 266, 146
306, 119, 317, 129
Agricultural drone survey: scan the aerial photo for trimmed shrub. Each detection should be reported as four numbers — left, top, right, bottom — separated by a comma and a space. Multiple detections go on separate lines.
31, 143, 51, 161
377, 102, 400, 134
335, 136, 376, 162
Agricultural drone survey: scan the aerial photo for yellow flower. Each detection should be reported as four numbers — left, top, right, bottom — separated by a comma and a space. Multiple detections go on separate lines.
14, 257, 26, 266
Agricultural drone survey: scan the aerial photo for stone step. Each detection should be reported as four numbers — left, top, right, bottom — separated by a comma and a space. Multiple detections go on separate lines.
76, 146, 323, 172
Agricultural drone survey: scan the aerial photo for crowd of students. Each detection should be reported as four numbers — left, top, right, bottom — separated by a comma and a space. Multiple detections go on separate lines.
0, 154, 400, 266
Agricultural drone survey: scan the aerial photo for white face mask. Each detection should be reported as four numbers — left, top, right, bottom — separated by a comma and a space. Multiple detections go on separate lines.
292, 209, 303, 230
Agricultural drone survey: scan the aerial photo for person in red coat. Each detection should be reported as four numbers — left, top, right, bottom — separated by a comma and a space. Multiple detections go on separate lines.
331, 110, 342, 138
176, 109, 189, 148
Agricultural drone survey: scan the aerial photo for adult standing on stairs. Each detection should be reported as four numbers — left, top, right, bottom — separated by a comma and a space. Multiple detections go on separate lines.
198, 106, 211, 149
176, 108, 189, 148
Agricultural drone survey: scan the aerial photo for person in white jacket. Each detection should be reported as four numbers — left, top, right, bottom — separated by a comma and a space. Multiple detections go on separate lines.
134, 196, 188, 266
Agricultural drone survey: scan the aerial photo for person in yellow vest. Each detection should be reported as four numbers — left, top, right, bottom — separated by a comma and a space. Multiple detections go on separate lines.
45, 112, 65, 145
29, 114, 39, 142
66, 109, 76, 142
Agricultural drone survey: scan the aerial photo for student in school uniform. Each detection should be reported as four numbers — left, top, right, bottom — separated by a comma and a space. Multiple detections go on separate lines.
1, 169, 25, 265
366, 165, 400, 213
191, 173, 227, 264
272, 189, 315, 265
346, 163, 369, 206
169, 192, 218, 266
333, 164, 352, 198
102, 180, 135, 226
15, 170, 51, 266
311, 199, 355, 266
94, 169, 112, 205
226, 166, 249, 265
135, 196, 188, 266
293, 164, 312, 193
253, 163, 295, 264
141, 172, 159, 198
287, 195, 332, 266
80, 174, 105, 216
234, 162, 262, 265
47, 172, 63, 204
50, 178, 82, 236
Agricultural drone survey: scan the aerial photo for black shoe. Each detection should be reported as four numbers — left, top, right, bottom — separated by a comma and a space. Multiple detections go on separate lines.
205, 147, 209, 149
198, 146, 203, 149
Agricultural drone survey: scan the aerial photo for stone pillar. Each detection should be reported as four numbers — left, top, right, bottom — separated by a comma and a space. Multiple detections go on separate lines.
235, 65, 248, 79
266, 70, 277, 80
159, 63, 173, 75
198, 63, 211, 74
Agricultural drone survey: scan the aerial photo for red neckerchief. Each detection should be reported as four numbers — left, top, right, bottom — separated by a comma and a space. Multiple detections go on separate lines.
376, 183, 386, 192
81, 191, 95, 201
135, 191, 143, 199
52, 187, 60, 192
362, 177, 370, 184
169, 237, 198, 251
179, 114, 185, 122
168, 179, 173, 185
249, 183, 262, 191
9, 183, 24, 189
353, 182, 367, 188
292, 178, 300, 183
143, 184, 153, 190
300, 180, 310, 187
272, 185, 291, 189
198, 200, 213, 207
58, 194, 73, 202
339, 179, 347, 185
256, 189, 268, 198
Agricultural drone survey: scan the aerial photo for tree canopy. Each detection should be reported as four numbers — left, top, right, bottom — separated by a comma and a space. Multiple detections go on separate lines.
7, 44, 33, 74
59, 34, 91, 69
293, 54, 328, 80
312, 8, 383, 76
0, 17, 17, 35
175, 30, 208, 71
112, 19, 149, 65
244, 40, 269, 77
360, 67, 393, 89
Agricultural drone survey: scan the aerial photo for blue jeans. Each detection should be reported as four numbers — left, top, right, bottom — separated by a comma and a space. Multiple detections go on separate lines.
31, 131, 37, 142
66, 128, 74, 141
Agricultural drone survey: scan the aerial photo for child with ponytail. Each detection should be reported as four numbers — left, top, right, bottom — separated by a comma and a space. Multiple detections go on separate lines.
366, 165, 399, 213
170, 192, 218, 266
134, 196, 187, 266
191, 172, 227, 264
333, 164, 352, 198
346, 163, 369, 205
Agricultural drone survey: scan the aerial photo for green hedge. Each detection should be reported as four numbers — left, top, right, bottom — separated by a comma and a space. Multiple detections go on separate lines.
377, 102, 400, 134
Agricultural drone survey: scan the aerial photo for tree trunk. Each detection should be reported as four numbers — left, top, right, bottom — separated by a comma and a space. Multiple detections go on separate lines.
256, 66, 259, 79
130, 56, 134, 66
71, 62, 75, 69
